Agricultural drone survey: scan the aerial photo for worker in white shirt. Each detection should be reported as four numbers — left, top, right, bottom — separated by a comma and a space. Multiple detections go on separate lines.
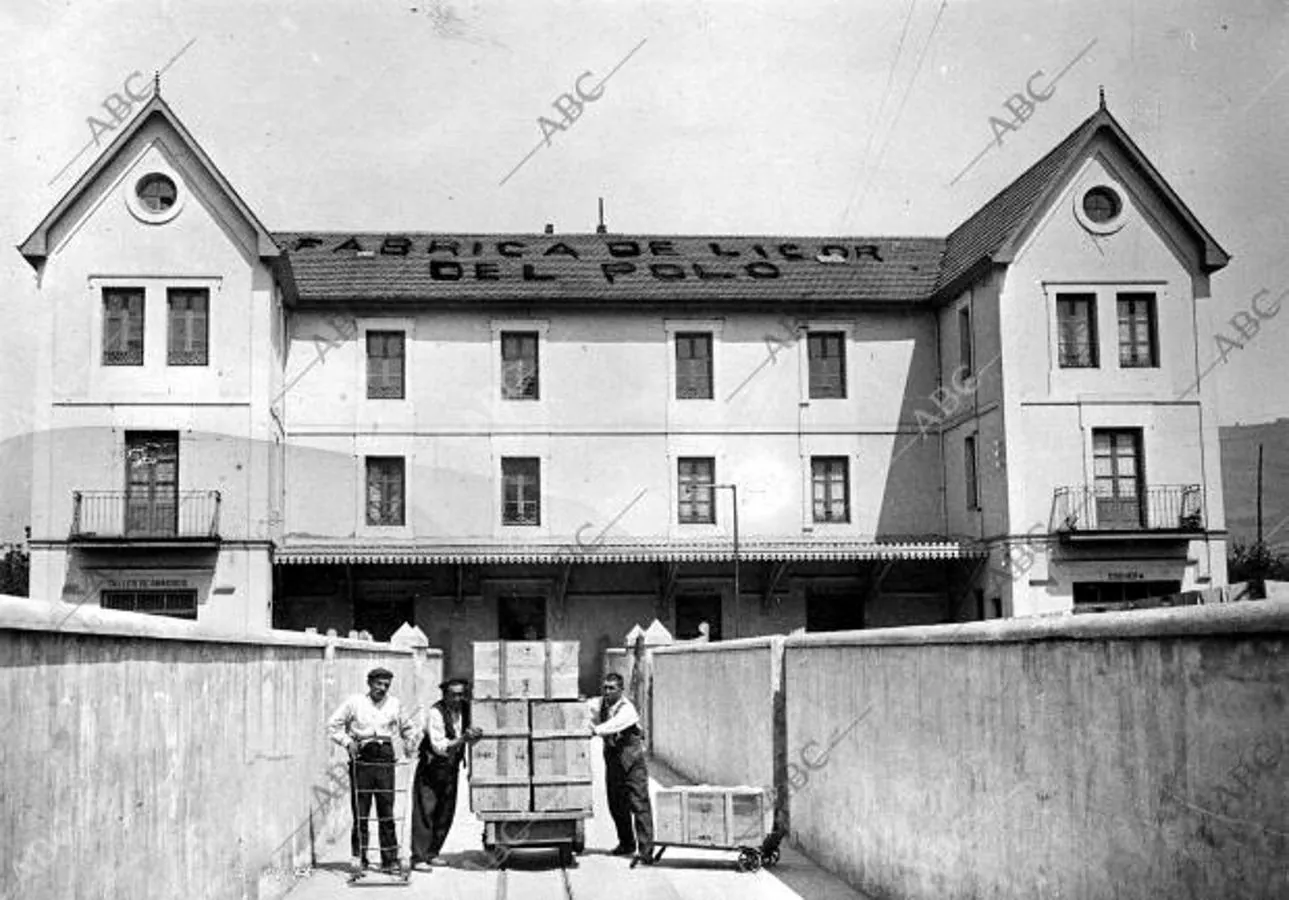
587, 672, 655, 864
409, 677, 483, 869
327, 667, 418, 874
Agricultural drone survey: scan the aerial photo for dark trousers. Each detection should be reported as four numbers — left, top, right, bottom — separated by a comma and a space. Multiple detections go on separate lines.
411, 759, 459, 861
349, 742, 398, 865
604, 739, 653, 854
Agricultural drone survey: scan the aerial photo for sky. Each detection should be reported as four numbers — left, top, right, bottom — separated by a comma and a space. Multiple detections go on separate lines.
1, 0, 1287, 540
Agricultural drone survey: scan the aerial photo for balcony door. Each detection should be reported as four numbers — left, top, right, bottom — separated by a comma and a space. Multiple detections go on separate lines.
1092, 429, 1143, 529
125, 432, 179, 536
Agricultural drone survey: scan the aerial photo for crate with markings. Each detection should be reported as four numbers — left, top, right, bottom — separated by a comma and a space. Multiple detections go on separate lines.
468, 641, 591, 864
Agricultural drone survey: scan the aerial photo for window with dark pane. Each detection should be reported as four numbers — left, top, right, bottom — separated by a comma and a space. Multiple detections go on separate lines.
811, 456, 850, 523
1056, 294, 1098, 368
958, 305, 973, 378
675, 332, 713, 399
807, 332, 846, 398
167, 288, 208, 366
502, 457, 541, 525
501, 332, 539, 400
1117, 293, 1158, 368
964, 435, 979, 509
136, 174, 177, 213
103, 288, 145, 365
678, 457, 715, 524
367, 331, 406, 398
102, 590, 197, 620
1082, 186, 1121, 223
365, 456, 405, 526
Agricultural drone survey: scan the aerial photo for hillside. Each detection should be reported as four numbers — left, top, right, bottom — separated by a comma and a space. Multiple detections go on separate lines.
1220, 419, 1289, 553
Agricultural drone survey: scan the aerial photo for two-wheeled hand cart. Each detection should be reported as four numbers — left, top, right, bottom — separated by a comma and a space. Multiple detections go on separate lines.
347, 754, 415, 887
638, 827, 784, 872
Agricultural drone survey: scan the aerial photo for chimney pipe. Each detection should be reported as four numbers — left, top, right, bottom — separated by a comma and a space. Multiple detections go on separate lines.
544, 223, 554, 235
596, 197, 607, 235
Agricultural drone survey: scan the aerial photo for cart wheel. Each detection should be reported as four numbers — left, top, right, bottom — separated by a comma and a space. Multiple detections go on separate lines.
736, 848, 762, 873
572, 820, 586, 854
763, 847, 780, 868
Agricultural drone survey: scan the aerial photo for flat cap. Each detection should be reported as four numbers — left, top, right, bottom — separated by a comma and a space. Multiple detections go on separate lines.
367, 667, 395, 682
440, 676, 471, 690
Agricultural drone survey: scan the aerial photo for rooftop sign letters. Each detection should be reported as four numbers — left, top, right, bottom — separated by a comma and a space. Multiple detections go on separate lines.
294, 236, 888, 284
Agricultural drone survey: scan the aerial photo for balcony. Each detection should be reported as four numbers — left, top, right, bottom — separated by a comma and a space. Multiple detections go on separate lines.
1052, 484, 1205, 542
70, 491, 222, 545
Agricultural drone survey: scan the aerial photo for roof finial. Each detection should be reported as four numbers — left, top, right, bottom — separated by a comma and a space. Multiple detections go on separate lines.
154, 70, 161, 98
1099, 84, 1105, 109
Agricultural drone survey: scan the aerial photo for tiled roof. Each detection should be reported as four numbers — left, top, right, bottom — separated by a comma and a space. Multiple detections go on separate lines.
271, 232, 947, 305
268, 108, 1227, 307
936, 111, 1099, 295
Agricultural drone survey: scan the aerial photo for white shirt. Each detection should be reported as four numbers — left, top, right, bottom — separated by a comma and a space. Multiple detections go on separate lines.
426, 704, 465, 756
327, 692, 416, 751
587, 695, 640, 737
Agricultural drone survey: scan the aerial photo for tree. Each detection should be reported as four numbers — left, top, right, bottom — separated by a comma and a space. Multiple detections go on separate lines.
1228, 540, 1289, 598
0, 538, 30, 597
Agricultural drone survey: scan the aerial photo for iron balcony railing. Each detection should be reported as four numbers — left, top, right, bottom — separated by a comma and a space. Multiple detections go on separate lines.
1052, 484, 1205, 534
70, 491, 222, 540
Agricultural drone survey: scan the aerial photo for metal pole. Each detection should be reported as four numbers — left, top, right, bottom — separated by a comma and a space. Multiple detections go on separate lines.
731, 484, 740, 640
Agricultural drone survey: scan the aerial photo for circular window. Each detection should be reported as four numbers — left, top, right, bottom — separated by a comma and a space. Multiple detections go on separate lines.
137, 173, 177, 212
1082, 186, 1120, 223
126, 171, 184, 224
1073, 183, 1127, 235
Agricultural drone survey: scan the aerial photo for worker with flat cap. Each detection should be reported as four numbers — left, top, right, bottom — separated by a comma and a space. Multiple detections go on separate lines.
327, 666, 418, 874
409, 676, 483, 869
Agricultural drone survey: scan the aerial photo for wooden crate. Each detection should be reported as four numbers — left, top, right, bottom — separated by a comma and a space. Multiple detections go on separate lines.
653, 786, 772, 847
470, 700, 531, 780
532, 777, 594, 812
470, 778, 530, 813
531, 699, 591, 781
473, 641, 579, 700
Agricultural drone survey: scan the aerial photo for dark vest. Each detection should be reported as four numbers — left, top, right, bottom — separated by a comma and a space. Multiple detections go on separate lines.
421, 699, 470, 771
599, 696, 643, 750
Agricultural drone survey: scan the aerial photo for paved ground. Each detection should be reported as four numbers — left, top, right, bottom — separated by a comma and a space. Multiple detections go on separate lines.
284, 742, 873, 900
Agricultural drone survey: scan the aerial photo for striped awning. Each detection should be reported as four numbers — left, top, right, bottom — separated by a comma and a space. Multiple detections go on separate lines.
273, 538, 984, 565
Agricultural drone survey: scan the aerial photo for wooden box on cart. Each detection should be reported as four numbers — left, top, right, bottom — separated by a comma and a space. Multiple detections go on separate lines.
470, 700, 531, 780
653, 786, 773, 847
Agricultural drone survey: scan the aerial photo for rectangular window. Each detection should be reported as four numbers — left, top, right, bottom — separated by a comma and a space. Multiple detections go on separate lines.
1092, 429, 1143, 529
101, 590, 198, 620
499, 595, 547, 640
675, 332, 713, 399
166, 288, 208, 366
124, 432, 179, 536
501, 332, 539, 400
1072, 580, 1182, 611
1056, 294, 1098, 368
366, 331, 406, 399
502, 457, 541, 525
677, 457, 715, 524
807, 332, 846, 398
103, 288, 145, 365
958, 305, 973, 378
1117, 293, 1158, 368
365, 457, 405, 526
811, 456, 850, 523
965, 435, 979, 510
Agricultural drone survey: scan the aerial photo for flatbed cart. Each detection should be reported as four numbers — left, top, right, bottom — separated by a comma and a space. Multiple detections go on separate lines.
347, 757, 415, 888
635, 827, 785, 873
480, 810, 591, 867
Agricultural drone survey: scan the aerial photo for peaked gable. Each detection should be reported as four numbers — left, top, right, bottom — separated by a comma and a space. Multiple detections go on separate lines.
17, 93, 279, 268
935, 105, 1230, 300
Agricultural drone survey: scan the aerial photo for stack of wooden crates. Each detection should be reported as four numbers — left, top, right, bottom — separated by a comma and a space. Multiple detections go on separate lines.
469, 641, 592, 814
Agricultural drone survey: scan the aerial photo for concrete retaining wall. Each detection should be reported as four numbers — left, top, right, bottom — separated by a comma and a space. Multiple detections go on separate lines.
650, 636, 783, 792
0, 595, 442, 900
784, 602, 1289, 900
